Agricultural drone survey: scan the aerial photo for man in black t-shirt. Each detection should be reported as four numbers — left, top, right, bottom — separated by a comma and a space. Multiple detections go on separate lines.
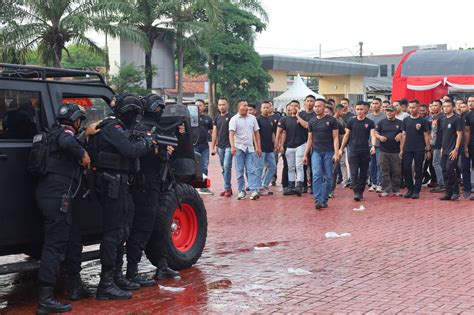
194, 99, 213, 195
303, 99, 339, 209
268, 102, 281, 186
211, 98, 233, 197
277, 100, 307, 196
375, 106, 403, 196
400, 99, 431, 199
339, 101, 376, 201
464, 96, 474, 200
299, 95, 317, 193
256, 101, 277, 196
439, 100, 463, 201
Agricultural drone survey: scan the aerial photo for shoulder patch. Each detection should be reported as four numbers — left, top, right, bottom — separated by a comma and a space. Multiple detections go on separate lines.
64, 129, 74, 136
114, 124, 124, 132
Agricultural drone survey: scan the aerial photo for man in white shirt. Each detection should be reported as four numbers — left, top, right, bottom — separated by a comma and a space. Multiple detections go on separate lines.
229, 100, 262, 200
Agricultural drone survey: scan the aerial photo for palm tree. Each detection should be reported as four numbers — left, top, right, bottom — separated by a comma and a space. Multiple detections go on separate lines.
0, 0, 143, 68
159, 0, 221, 103
119, 0, 174, 90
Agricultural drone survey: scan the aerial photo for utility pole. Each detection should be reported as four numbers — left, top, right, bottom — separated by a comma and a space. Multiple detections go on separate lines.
319, 43, 321, 59
358, 41, 363, 62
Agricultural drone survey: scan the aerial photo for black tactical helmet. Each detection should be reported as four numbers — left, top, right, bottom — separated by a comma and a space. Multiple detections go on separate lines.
142, 93, 165, 114
57, 102, 86, 126
110, 93, 143, 116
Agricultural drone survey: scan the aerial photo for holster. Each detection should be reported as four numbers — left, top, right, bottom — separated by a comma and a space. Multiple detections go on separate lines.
102, 172, 128, 199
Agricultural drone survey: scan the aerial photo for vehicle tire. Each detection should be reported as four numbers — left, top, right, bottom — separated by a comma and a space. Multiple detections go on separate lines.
154, 183, 207, 270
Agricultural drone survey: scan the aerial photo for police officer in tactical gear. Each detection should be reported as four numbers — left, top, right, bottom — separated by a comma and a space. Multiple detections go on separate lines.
88, 94, 153, 300
36, 103, 92, 314
124, 94, 179, 286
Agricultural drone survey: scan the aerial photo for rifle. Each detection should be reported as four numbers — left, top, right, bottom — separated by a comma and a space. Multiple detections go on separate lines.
127, 127, 179, 149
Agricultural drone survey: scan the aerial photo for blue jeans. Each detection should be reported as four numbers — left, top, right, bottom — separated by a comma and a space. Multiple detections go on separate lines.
256, 152, 276, 189
311, 150, 334, 203
369, 147, 381, 185
235, 149, 259, 193
217, 147, 233, 190
194, 146, 209, 176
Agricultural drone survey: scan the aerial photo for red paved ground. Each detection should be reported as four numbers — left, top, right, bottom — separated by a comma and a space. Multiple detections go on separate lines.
1, 156, 474, 314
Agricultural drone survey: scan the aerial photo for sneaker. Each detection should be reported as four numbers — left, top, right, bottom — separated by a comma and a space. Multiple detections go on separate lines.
220, 190, 226, 196
320, 202, 328, 208
403, 191, 413, 198
430, 186, 445, 193
393, 192, 403, 197
451, 194, 460, 201
439, 194, 452, 201
199, 188, 214, 195
315, 202, 322, 210
224, 189, 233, 197
259, 187, 273, 196
250, 192, 259, 200
470, 195, 474, 200
463, 191, 471, 199
353, 194, 361, 201
368, 185, 375, 192
379, 192, 392, 197
328, 191, 334, 198
375, 185, 383, 193
237, 191, 246, 200
411, 192, 420, 199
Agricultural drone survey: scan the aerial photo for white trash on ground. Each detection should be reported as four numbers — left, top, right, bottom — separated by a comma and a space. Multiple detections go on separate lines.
159, 285, 186, 292
287, 268, 312, 275
254, 246, 271, 251
352, 205, 366, 211
325, 231, 352, 238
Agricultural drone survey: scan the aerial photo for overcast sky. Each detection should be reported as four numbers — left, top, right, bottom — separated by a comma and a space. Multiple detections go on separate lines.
255, 0, 474, 58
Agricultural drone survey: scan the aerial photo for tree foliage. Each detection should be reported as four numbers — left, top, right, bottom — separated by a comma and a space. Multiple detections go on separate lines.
109, 62, 153, 95
0, 0, 144, 67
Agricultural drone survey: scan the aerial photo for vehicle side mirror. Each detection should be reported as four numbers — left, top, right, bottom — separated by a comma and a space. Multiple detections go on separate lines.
187, 105, 199, 127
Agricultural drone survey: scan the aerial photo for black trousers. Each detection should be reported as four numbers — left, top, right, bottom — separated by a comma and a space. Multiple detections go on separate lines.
126, 175, 161, 266
441, 154, 459, 196
36, 174, 82, 286
281, 148, 288, 188
402, 151, 425, 193
96, 177, 131, 271
422, 156, 437, 184
348, 151, 370, 195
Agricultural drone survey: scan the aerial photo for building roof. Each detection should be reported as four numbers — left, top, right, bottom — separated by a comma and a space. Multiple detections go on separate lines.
261, 55, 379, 77
167, 74, 208, 94
401, 50, 474, 77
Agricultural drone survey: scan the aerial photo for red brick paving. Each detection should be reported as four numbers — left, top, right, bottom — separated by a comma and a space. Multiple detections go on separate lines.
1, 156, 474, 314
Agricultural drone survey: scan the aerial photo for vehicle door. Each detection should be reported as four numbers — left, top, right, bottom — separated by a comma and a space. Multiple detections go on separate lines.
0, 80, 54, 253
47, 83, 114, 239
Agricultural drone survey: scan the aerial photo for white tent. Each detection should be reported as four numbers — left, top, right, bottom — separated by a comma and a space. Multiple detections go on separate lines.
273, 74, 324, 111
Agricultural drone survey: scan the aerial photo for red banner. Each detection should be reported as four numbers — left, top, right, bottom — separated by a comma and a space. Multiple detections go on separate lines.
63, 98, 93, 107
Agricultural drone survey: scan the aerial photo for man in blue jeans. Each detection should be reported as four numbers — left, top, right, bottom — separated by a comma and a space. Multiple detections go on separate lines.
256, 101, 277, 195
194, 99, 214, 195
211, 98, 233, 197
229, 100, 262, 200
303, 98, 340, 209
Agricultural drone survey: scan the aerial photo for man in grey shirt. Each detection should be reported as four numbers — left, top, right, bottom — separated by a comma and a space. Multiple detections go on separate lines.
367, 98, 386, 192
229, 100, 262, 200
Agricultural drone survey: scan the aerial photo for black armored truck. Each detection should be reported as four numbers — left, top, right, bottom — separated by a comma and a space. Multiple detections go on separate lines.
0, 63, 208, 271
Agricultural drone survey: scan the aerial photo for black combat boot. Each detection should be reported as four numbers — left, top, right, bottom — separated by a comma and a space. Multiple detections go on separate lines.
126, 264, 154, 287
294, 181, 303, 197
96, 269, 132, 300
114, 270, 140, 291
283, 182, 296, 195
154, 261, 179, 280
67, 274, 93, 301
36, 286, 72, 314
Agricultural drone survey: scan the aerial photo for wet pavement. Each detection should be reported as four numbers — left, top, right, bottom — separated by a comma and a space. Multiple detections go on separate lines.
1, 156, 474, 314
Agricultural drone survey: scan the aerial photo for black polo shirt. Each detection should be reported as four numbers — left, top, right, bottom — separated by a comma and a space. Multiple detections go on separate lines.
278, 116, 307, 148
466, 111, 474, 147
402, 116, 430, 152
346, 117, 375, 153
195, 114, 213, 147
308, 114, 339, 152
257, 115, 275, 153
440, 114, 462, 154
376, 118, 403, 153
213, 112, 232, 148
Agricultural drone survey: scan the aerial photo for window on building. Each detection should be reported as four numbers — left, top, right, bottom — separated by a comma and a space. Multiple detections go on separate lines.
379, 65, 388, 77
391, 64, 396, 77
0, 89, 42, 140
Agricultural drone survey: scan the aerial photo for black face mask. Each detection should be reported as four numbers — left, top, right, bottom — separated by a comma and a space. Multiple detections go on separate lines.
120, 111, 138, 128
144, 110, 163, 122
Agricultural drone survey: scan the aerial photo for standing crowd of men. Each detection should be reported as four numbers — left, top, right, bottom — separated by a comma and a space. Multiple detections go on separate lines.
197, 95, 474, 209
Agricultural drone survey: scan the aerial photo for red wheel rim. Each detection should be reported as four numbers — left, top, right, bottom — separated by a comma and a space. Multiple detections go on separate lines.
171, 204, 198, 252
